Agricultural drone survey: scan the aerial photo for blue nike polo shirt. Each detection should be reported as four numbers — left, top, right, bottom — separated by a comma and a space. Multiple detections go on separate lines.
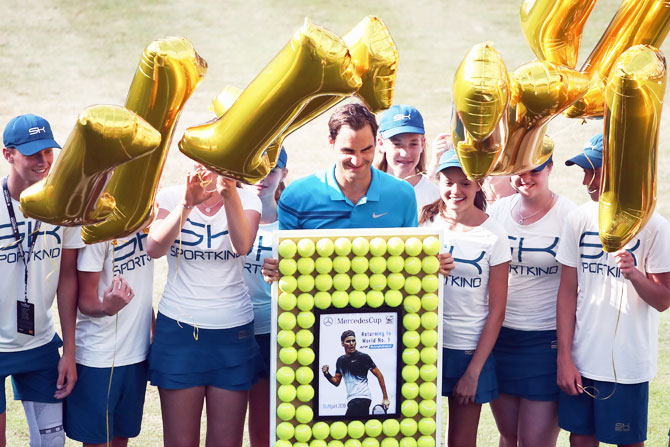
278, 165, 418, 230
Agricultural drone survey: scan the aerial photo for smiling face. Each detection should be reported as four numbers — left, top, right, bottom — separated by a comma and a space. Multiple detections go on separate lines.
511, 163, 552, 199
439, 167, 481, 213
378, 133, 426, 179
582, 167, 602, 202
331, 124, 375, 187
342, 335, 357, 354
3, 147, 54, 191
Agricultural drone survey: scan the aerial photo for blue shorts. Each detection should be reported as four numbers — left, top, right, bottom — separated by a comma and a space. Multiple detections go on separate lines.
441, 348, 498, 404
0, 335, 62, 413
255, 333, 271, 380
64, 361, 148, 443
149, 313, 262, 391
493, 326, 559, 401
558, 378, 648, 445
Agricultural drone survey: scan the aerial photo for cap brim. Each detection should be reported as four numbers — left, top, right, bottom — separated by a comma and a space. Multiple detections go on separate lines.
380, 126, 425, 139
14, 138, 61, 156
565, 153, 601, 170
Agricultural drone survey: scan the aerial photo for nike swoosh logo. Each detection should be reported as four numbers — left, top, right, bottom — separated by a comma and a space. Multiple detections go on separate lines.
372, 212, 388, 218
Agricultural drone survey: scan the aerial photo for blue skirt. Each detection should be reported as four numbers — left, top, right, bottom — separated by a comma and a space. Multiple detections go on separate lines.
148, 313, 262, 391
493, 326, 559, 401
441, 348, 498, 404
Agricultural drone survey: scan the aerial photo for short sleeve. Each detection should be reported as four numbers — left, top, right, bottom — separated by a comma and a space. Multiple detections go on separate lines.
77, 241, 110, 273
404, 189, 418, 228
62, 226, 85, 249
238, 188, 262, 213
488, 223, 511, 266
364, 353, 377, 371
555, 213, 580, 268
278, 192, 300, 230
335, 357, 343, 375
642, 216, 670, 274
156, 187, 180, 212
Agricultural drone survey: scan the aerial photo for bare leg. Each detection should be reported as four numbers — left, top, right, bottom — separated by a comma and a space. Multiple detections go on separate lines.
159, 387, 206, 447
490, 394, 520, 447
447, 397, 482, 447
517, 398, 559, 446
569, 433, 599, 447
85, 438, 129, 447
248, 378, 270, 447
204, 386, 248, 447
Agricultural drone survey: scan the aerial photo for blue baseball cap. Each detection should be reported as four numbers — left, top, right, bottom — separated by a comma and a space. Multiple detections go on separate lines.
3, 114, 61, 156
379, 104, 425, 139
437, 149, 462, 172
565, 133, 603, 169
531, 155, 553, 172
276, 147, 288, 169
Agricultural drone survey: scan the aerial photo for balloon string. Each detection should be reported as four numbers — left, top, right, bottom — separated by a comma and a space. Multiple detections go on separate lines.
43, 226, 59, 281
105, 314, 118, 447
171, 206, 199, 341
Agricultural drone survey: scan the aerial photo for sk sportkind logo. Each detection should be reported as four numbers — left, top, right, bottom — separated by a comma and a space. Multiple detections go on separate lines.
393, 113, 410, 121
28, 126, 46, 135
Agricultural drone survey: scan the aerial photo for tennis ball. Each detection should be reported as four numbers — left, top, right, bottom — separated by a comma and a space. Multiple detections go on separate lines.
402, 365, 420, 382
365, 419, 383, 437
276, 439, 293, 447
404, 257, 422, 275
297, 275, 315, 293
351, 273, 369, 291
403, 331, 420, 348
297, 239, 316, 257
277, 330, 296, 348
420, 330, 438, 347
333, 273, 351, 291
386, 256, 404, 273
277, 312, 296, 330
279, 347, 298, 365
279, 259, 298, 276
334, 238, 352, 256
277, 384, 296, 402
366, 290, 384, 308
351, 256, 369, 273
311, 441, 328, 447
296, 329, 314, 347
295, 366, 314, 384
401, 382, 419, 399
278, 240, 297, 258
315, 274, 333, 292
296, 384, 314, 402
381, 438, 399, 447
349, 291, 366, 308
403, 295, 422, 313
295, 405, 314, 423
419, 399, 437, 417
345, 441, 362, 447
276, 422, 295, 440
403, 313, 421, 331
387, 237, 404, 256
297, 257, 315, 275
418, 418, 436, 436
369, 256, 387, 274
328, 442, 345, 447
348, 421, 365, 439
369, 237, 387, 256
312, 421, 330, 440
421, 293, 439, 311
421, 256, 440, 274
421, 275, 439, 293
404, 276, 422, 295
421, 312, 438, 330
330, 421, 347, 440
276, 366, 295, 385
422, 236, 440, 255
361, 438, 379, 447
419, 382, 437, 400
352, 237, 370, 256
316, 238, 335, 257
295, 424, 312, 442
399, 418, 418, 436
297, 294, 315, 311
314, 291, 332, 309
277, 402, 296, 421
297, 347, 315, 365
315, 257, 333, 274
279, 276, 297, 293
420, 347, 438, 365
402, 348, 420, 365
368, 273, 386, 291
416, 437, 435, 447
332, 290, 349, 308
401, 399, 418, 417
278, 292, 297, 311
333, 256, 351, 273
404, 237, 422, 257
382, 419, 400, 436
384, 290, 403, 307
419, 364, 438, 382
386, 273, 405, 290
297, 312, 315, 329
399, 438, 417, 447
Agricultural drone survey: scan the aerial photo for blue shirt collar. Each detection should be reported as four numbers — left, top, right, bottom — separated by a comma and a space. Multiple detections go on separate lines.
325, 165, 381, 206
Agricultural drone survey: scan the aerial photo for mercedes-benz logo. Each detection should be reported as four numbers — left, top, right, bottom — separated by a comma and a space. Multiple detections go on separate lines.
323, 316, 333, 326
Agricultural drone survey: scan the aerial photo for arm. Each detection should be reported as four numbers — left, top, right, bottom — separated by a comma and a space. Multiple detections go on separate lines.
370, 367, 390, 408
453, 261, 508, 405
426, 132, 451, 179
55, 248, 78, 399
614, 250, 670, 312
217, 177, 260, 255
321, 365, 342, 386
556, 264, 583, 395
77, 271, 134, 317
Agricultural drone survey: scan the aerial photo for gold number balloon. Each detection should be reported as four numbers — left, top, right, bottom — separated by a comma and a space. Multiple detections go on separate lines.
491, 61, 588, 175
179, 19, 362, 184
82, 37, 207, 244
211, 85, 243, 118
599, 45, 666, 252
520, 0, 597, 68
564, 0, 670, 118
20, 105, 161, 226
451, 42, 510, 180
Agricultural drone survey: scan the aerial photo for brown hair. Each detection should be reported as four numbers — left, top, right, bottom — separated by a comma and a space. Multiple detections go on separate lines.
418, 171, 487, 225
274, 179, 286, 202
328, 103, 378, 141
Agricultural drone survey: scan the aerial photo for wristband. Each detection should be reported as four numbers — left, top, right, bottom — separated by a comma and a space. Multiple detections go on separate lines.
324, 372, 333, 380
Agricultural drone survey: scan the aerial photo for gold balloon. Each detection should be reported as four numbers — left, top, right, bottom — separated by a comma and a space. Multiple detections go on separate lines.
520, 0, 597, 68
211, 85, 242, 118
451, 109, 508, 181
492, 61, 588, 175
20, 105, 161, 226
82, 37, 207, 244
565, 0, 670, 118
599, 45, 666, 252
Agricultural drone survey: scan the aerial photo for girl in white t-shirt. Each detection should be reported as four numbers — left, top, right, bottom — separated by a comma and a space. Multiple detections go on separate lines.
420, 150, 510, 446
146, 165, 261, 446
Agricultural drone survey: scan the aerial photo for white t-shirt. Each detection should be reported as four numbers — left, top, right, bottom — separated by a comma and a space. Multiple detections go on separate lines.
414, 175, 440, 213
156, 186, 262, 329
243, 220, 276, 335
489, 195, 577, 330
556, 201, 670, 383
1, 196, 84, 352
76, 233, 154, 367
423, 216, 511, 350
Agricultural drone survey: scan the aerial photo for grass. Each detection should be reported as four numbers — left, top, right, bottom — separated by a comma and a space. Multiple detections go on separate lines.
2, 0, 670, 445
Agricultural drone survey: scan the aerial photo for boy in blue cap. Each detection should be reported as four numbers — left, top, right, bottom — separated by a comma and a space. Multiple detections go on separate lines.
1, 114, 84, 446
555, 133, 670, 446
